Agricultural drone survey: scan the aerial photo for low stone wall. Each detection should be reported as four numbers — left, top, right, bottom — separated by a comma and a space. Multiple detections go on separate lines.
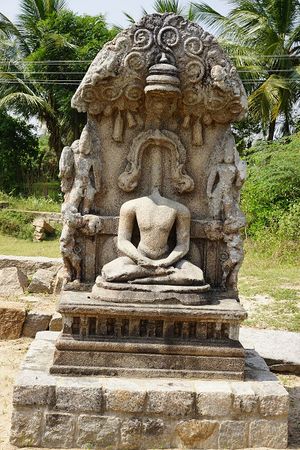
0, 255, 62, 276
10, 332, 289, 449
8, 209, 62, 224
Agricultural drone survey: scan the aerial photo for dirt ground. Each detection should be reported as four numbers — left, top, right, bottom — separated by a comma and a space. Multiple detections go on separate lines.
0, 338, 299, 450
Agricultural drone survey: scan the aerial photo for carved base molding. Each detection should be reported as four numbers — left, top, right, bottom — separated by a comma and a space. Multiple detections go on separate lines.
10, 332, 289, 449
51, 290, 247, 380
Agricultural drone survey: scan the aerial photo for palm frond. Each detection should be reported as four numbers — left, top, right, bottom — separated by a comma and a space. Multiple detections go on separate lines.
153, 0, 183, 14
123, 12, 136, 24
0, 91, 54, 118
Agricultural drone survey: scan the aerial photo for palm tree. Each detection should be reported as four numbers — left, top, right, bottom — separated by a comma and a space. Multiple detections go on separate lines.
122, 0, 198, 27
0, 0, 68, 160
193, 0, 300, 140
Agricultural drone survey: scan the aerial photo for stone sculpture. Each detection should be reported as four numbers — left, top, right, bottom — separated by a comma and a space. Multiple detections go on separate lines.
99, 188, 206, 286
10, 13, 289, 450
50, 13, 250, 378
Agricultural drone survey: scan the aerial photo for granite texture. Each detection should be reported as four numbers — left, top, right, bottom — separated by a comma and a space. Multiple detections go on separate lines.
10, 332, 289, 449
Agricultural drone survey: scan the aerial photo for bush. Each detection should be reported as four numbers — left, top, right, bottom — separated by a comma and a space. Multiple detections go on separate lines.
0, 210, 35, 240
241, 133, 300, 239
278, 201, 300, 241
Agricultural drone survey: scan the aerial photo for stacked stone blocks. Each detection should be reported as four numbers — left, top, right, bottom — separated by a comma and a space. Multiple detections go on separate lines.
11, 333, 289, 449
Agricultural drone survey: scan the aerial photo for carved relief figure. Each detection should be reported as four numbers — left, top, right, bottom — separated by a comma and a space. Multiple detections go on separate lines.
59, 120, 101, 215
59, 118, 102, 283
60, 208, 102, 283
206, 131, 246, 222
206, 130, 246, 289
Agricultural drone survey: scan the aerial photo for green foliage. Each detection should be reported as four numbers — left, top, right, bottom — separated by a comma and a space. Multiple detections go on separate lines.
193, 0, 300, 139
241, 133, 300, 239
0, 208, 62, 241
0, 210, 34, 240
278, 201, 300, 241
0, 111, 39, 192
0, 2, 116, 160
0, 192, 60, 212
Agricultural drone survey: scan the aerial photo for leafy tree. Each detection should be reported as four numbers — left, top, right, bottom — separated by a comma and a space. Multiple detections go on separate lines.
0, 111, 39, 192
193, 0, 300, 140
0, 1, 115, 161
241, 132, 300, 237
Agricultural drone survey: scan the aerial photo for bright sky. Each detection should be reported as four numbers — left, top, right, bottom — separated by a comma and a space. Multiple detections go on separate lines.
0, 0, 231, 28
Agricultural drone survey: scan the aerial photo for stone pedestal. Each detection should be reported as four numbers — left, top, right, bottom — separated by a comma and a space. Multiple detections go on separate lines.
51, 290, 247, 380
10, 332, 289, 449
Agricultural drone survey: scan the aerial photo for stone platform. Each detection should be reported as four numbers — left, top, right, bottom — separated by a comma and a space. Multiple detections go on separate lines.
51, 291, 247, 379
11, 331, 289, 449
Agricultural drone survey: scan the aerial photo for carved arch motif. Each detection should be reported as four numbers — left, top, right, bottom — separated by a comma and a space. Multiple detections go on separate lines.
118, 129, 194, 193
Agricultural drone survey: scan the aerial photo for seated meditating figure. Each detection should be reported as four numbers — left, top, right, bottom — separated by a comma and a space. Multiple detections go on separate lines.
100, 188, 206, 286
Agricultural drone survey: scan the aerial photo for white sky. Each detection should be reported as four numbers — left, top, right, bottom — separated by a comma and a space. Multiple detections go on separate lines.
0, 0, 231, 28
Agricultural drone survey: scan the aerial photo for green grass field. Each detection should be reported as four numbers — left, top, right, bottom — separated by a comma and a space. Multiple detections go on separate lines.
239, 240, 300, 332
0, 233, 60, 258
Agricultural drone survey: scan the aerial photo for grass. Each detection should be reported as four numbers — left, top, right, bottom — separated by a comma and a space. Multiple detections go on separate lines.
0, 233, 60, 258
239, 239, 300, 332
0, 191, 60, 212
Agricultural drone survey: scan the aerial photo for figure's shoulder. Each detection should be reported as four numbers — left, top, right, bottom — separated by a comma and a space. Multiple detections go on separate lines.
119, 198, 139, 214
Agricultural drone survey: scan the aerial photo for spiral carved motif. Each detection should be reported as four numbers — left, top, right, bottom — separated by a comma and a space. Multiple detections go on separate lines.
124, 51, 145, 72
133, 28, 153, 50
184, 37, 203, 57
157, 26, 180, 49
124, 83, 144, 101
101, 85, 122, 101
186, 60, 205, 83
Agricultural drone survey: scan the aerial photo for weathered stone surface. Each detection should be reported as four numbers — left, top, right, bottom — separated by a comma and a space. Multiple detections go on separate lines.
142, 418, 171, 448
10, 409, 42, 447
0, 266, 28, 296
10, 332, 290, 449
22, 311, 52, 338
241, 327, 300, 375
175, 419, 219, 449
232, 382, 258, 414
53, 267, 65, 294
0, 255, 62, 276
219, 420, 248, 449
55, 383, 102, 412
49, 311, 63, 331
196, 381, 232, 416
249, 419, 288, 448
0, 301, 26, 339
28, 268, 56, 294
42, 412, 75, 448
254, 382, 289, 416
77, 415, 120, 448
13, 382, 55, 407
120, 418, 143, 450
146, 387, 195, 417
33, 217, 55, 241
104, 382, 146, 413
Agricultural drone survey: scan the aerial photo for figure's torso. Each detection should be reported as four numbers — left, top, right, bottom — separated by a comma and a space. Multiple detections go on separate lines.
135, 197, 177, 259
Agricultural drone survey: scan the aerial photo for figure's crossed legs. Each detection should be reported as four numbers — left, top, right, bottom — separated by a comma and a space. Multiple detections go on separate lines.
102, 256, 205, 286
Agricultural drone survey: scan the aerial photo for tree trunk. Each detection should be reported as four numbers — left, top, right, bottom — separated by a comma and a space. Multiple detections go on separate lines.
267, 120, 276, 141
47, 115, 64, 163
